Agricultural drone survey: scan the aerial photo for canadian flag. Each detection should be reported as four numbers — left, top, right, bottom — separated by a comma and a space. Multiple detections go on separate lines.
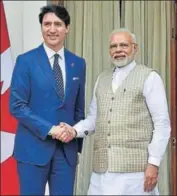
0, 1, 20, 195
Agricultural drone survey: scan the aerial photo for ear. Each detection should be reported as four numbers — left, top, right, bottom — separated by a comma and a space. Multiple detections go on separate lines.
133, 43, 138, 54
66, 25, 70, 34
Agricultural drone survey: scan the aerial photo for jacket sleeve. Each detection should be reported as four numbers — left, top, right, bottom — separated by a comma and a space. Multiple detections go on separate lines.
9, 55, 53, 140
74, 59, 86, 123
74, 59, 86, 153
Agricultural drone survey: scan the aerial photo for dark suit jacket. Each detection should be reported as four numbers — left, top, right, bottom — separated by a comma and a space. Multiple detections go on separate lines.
10, 44, 86, 166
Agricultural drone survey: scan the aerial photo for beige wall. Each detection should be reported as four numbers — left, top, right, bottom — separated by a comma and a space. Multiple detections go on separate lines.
3, 1, 47, 63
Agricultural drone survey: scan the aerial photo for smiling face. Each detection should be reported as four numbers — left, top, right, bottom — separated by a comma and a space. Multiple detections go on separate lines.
109, 31, 137, 67
41, 12, 69, 52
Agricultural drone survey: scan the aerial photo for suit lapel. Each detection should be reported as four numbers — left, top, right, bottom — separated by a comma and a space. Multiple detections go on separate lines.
64, 49, 74, 102
36, 44, 62, 100
36, 45, 75, 104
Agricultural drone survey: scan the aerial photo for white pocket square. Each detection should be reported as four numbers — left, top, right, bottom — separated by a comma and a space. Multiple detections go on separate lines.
73, 77, 79, 80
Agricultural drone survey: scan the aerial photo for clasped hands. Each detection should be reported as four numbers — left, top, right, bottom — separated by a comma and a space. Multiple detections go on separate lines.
50, 122, 76, 143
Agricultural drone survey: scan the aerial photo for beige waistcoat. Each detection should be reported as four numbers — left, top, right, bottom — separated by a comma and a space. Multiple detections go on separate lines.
93, 64, 154, 173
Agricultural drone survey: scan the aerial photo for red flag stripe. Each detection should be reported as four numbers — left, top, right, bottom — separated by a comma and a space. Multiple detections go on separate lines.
0, 1, 19, 195
0, 1, 10, 54
1, 88, 17, 133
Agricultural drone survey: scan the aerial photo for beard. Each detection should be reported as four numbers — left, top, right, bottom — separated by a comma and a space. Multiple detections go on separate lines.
110, 50, 135, 68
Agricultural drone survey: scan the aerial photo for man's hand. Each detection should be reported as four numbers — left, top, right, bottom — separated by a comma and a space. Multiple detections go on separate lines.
58, 122, 77, 143
144, 163, 159, 192
49, 123, 77, 142
49, 125, 66, 140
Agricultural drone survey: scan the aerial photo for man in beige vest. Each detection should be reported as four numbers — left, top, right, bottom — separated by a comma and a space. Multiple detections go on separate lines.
56, 28, 171, 195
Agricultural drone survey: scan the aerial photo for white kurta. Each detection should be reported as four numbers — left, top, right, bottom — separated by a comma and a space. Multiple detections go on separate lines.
74, 61, 171, 195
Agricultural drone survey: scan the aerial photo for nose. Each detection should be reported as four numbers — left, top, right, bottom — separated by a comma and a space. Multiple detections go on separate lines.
50, 24, 56, 33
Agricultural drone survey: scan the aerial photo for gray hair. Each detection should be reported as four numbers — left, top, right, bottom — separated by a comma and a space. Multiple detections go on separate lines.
109, 28, 137, 44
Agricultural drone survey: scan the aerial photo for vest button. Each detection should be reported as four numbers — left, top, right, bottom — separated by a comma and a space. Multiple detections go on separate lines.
110, 109, 112, 112
108, 133, 111, 136
108, 120, 111, 124
108, 144, 111, 148
111, 97, 114, 100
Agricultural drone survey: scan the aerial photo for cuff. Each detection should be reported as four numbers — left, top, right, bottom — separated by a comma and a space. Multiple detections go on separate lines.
48, 126, 55, 136
73, 124, 86, 138
148, 156, 161, 167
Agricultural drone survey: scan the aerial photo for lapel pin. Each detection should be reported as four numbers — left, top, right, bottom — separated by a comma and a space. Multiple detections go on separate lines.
71, 63, 75, 67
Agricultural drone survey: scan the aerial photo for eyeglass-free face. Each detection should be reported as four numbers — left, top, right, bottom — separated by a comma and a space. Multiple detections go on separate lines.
41, 12, 70, 52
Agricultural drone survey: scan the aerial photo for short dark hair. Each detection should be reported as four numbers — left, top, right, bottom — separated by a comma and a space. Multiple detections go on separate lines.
39, 5, 70, 26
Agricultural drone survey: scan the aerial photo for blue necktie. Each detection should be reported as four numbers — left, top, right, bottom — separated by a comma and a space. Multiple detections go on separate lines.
53, 54, 64, 100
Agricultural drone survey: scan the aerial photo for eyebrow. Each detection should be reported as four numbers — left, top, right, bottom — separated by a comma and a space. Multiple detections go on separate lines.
43, 21, 62, 24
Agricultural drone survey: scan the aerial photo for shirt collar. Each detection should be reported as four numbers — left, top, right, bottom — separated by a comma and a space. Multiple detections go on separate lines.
43, 43, 64, 60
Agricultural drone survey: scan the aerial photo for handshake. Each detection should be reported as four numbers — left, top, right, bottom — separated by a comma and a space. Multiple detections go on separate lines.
49, 122, 77, 143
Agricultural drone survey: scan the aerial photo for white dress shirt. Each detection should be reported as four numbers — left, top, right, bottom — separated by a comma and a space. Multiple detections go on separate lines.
74, 60, 171, 195
43, 43, 66, 134
43, 43, 66, 91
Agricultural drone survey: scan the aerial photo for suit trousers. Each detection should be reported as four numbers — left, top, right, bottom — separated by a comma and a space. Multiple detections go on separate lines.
17, 142, 76, 195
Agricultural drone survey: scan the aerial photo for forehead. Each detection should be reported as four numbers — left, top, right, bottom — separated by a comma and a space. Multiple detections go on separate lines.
110, 32, 133, 43
42, 12, 63, 23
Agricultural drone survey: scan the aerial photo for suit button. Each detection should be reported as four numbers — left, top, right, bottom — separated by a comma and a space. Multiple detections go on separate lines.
108, 144, 111, 148
108, 121, 111, 124
110, 108, 112, 112
111, 97, 114, 101
108, 133, 111, 136
84, 131, 88, 136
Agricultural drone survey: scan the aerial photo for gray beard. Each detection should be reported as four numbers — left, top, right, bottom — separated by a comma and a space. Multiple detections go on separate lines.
110, 53, 135, 68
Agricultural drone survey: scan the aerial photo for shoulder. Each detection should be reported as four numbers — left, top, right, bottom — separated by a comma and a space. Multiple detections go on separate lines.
14, 45, 43, 73
136, 64, 164, 87
136, 64, 154, 72
16, 45, 41, 61
137, 64, 162, 78
135, 64, 158, 81
146, 70, 164, 85
64, 49, 86, 63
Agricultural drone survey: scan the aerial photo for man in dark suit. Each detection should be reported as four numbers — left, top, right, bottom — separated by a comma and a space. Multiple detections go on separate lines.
10, 5, 86, 195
